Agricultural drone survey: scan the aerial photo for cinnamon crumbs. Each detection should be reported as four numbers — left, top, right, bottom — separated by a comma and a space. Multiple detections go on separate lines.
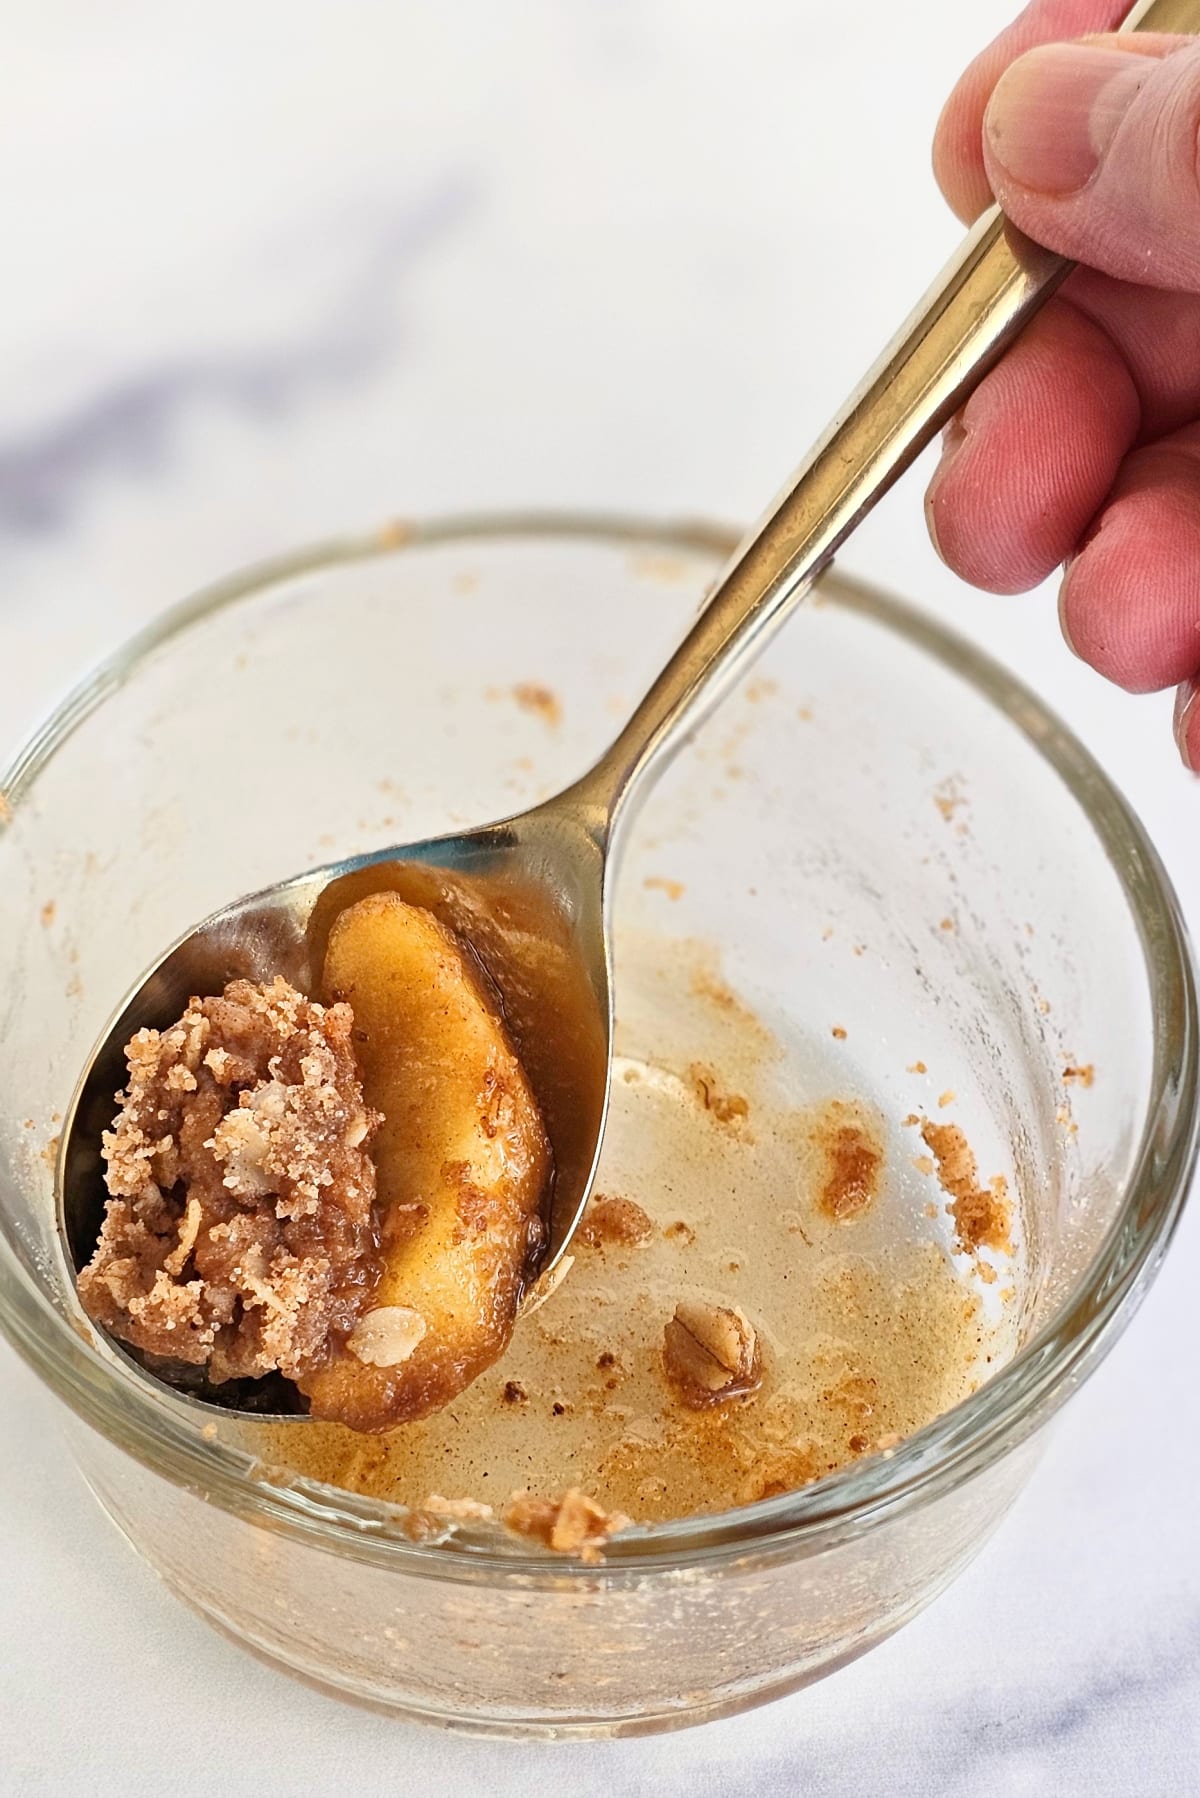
920, 1119, 1012, 1257
502, 1487, 630, 1561
78, 977, 381, 1384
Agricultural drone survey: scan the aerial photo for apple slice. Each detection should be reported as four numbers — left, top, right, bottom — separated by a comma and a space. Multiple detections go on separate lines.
299, 892, 550, 1431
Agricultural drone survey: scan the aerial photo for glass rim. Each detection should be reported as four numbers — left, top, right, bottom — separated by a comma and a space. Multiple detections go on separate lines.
1, 509, 1195, 1580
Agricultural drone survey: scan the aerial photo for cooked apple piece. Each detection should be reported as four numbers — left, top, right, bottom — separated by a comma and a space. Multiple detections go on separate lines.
298, 892, 551, 1431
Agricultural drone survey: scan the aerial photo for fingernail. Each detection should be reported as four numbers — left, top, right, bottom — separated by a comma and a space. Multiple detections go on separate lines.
924, 417, 967, 564
1057, 573, 1081, 660
985, 43, 1152, 195
940, 414, 967, 461
1173, 679, 1199, 773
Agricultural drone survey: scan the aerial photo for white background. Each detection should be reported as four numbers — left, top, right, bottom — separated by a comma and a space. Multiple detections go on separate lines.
2, 3, 1197, 1792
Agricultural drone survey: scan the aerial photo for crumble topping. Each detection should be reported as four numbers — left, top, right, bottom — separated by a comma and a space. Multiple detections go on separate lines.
662, 1300, 761, 1408
502, 1487, 631, 1561
422, 1493, 495, 1524
413, 1488, 630, 1562
920, 1119, 1012, 1257
577, 1194, 653, 1248
78, 977, 381, 1383
347, 1304, 427, 1367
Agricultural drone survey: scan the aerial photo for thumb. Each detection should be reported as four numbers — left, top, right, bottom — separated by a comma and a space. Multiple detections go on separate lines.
983, 35, 1200, 288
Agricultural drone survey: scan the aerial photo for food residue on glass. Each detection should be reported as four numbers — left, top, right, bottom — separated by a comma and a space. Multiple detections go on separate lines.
919, 1118, 1013, 1257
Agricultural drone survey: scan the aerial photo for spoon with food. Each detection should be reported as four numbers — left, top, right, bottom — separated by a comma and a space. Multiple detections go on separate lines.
60, 0, 1184, 1430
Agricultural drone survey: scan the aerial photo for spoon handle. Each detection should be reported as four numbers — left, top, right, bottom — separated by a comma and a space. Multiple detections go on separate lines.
582, 0, 1196, 827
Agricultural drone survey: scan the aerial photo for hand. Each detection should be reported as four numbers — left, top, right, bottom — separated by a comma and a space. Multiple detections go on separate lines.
927, 0, 1200, 772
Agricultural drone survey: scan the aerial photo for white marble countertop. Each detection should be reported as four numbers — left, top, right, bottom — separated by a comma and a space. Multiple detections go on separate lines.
3, 3, 1198, 1791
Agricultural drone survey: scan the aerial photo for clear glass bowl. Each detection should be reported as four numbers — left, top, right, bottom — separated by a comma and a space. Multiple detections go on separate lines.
0, 514, 1195, 1738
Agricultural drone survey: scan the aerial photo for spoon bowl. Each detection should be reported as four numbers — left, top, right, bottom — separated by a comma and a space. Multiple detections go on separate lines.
60, 792, 614, 1419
